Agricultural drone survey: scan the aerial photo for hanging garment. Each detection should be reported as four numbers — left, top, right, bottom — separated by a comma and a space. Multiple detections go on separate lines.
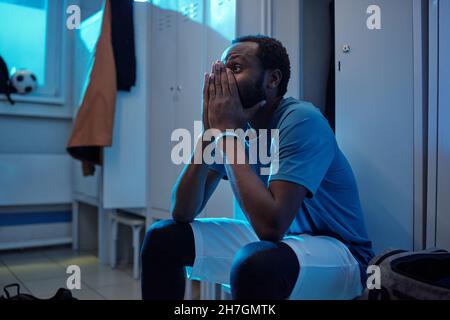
67, 0, 116, 175
67, 0, 136, 176
110, 0, 136, 91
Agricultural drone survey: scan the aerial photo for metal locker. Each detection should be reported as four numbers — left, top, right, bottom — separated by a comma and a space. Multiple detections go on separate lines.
149, 1, 178, 214
202, 0, 237, 219
435, 0, 450, 250
104, 3, 149, 209
335, 0, 424, 253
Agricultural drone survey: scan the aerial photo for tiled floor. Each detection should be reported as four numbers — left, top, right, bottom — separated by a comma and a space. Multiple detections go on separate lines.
0, 245, 200, 300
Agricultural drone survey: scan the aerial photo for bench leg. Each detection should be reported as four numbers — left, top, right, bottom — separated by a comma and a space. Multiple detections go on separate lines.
184, 278, 193, 300
110, 219, 118, 269
200, 282, 216, 300
220, 285, 231, 300
132, 225, 143, 279
72, 201, 79, 251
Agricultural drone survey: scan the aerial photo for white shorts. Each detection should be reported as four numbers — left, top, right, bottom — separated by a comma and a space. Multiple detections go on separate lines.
186, 218, 364, 300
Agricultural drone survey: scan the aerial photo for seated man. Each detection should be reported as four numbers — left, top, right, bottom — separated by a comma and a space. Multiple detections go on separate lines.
141, 35, 374, 300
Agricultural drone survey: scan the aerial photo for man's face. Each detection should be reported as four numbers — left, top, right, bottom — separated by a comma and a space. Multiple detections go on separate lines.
220, 42, 267, 109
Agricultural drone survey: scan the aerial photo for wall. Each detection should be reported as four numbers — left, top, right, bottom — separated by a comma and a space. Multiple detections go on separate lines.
0, 116, 71, 154
0, 1, 74, 249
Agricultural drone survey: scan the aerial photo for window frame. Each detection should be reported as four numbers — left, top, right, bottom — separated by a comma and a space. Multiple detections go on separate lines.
0, 0, 69, 107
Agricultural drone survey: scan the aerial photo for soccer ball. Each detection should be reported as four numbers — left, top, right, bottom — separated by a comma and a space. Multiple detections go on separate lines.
11, 70, 38, 94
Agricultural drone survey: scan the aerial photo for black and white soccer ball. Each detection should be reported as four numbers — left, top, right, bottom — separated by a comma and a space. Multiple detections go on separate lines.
11, 70, 38, 94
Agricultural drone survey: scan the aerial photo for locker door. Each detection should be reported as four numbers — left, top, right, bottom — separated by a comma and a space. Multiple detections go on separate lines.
170, 0, 205, 214
175, 0, 204, 180
104, 2, 148, 209
149, 1, 178, 213
436, 0, 450, 250
335, 0, 415, 253
203, 0, 236, 218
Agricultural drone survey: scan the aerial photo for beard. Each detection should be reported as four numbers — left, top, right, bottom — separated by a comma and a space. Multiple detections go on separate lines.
238, 72, 267, 109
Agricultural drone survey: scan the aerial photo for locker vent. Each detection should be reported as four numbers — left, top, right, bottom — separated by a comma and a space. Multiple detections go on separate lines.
158, 13, 173, 31
216, 0, 232, 7
181, 2, 198, 21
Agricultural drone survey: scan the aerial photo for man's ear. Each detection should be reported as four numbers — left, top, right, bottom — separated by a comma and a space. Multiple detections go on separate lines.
268, 69, 282, 90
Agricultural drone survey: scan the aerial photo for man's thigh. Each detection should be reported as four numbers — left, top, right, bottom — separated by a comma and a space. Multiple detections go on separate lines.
187, 218, 259, 285
187, 219, 363, 300
283, 234, 364, 300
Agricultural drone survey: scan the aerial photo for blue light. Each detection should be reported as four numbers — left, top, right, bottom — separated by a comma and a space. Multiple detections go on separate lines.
0, 1, 47, 86
75, 7, 104, 106
207, 0, 236, 41
151, 0, 202, 23
79, 10, 103, 54
152, 0, 177, 11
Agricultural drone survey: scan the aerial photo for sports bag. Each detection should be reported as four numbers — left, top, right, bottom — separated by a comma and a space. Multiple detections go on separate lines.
365, 248, 450, 300
0, 55, 15, 104
1, 283, 77, 301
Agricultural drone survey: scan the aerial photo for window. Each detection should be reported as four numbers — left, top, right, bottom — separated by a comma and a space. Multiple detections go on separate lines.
207, 0, 236, 41
0, 0, 64, 100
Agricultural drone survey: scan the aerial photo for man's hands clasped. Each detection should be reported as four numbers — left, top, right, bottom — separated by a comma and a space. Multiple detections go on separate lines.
202, 61, 265, 133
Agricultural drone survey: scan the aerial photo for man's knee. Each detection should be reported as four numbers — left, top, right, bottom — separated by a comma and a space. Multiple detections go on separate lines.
141, 220, 168, 261
230, 241, 278, 294
141, 219, 194, 263
230, 241, 299, 299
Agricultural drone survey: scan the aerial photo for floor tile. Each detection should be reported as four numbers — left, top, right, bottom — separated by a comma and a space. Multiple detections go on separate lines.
53, 255, 103, 271
7, 259, 67, 282
0, 249, 47, 265
114, 264, 135, 278
41, 245, 96, 261
81, 268, 136, 288
95, 281, 142, 300
43, 249, 114, 276
0, 247, 206, 300
0, 263, 17, 284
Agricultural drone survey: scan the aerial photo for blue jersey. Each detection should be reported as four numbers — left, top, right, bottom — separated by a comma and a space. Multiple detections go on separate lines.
210, 97, 374, 282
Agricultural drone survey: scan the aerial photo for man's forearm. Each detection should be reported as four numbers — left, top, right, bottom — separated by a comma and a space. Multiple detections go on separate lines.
220, 137, 283, 241
171, 138, 210, 222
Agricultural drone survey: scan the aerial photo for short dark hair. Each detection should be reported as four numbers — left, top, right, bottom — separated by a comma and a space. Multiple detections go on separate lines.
232, 35, 291, 97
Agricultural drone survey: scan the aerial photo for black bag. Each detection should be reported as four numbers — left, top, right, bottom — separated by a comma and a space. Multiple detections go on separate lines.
1, 283, 77, 301
0, 55, 15, 104
364, 248, 450, 300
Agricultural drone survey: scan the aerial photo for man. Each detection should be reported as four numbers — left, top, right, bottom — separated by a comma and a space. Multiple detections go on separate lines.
141, 35, 374, 300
